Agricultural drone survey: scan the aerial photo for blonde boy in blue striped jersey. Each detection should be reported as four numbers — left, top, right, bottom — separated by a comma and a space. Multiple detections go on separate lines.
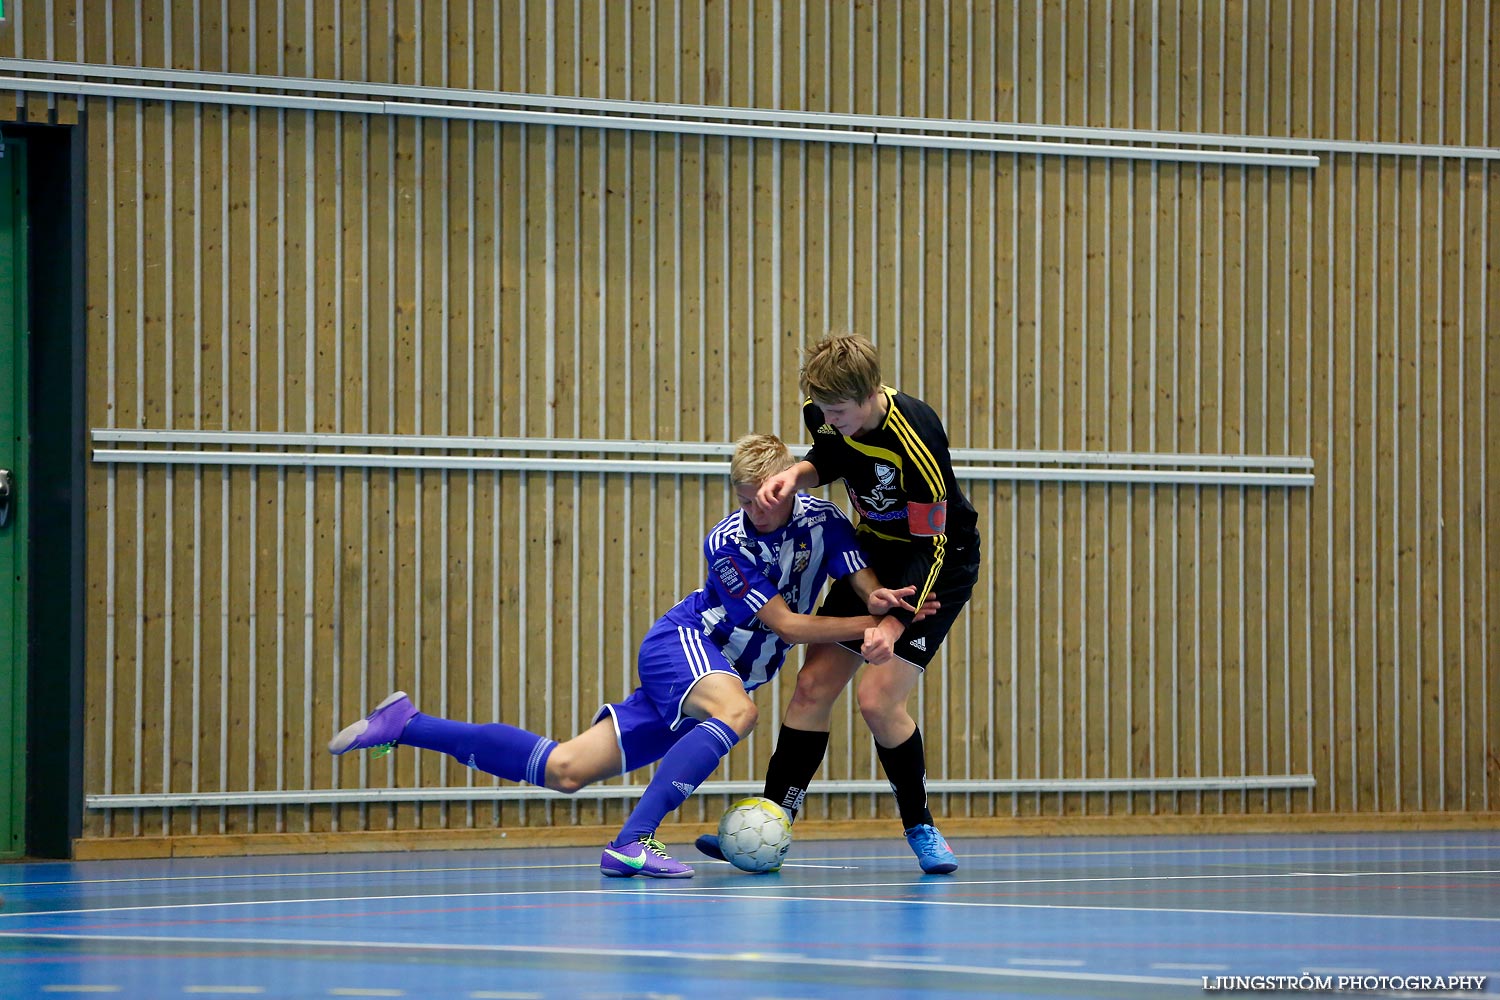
697, 334, 981, 874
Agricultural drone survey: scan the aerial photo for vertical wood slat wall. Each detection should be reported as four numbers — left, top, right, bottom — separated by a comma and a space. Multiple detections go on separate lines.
3, 3, 1495, 843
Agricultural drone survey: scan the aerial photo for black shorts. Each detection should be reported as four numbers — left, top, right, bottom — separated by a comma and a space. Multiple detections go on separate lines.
817, 536, 981, 669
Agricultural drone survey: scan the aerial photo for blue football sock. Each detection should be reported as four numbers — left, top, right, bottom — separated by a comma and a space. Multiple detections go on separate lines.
401, 712, 557, 787
613, 718, 740, 847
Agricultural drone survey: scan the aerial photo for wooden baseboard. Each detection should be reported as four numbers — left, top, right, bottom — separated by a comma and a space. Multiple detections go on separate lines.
71, 811, 1500, 861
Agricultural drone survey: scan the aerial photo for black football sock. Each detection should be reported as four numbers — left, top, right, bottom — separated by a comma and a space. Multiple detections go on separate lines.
875, 727, 934, 831
760, 725, 830, 822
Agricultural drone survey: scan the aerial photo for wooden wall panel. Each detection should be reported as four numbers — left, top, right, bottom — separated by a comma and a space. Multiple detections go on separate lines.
2, 3, 1495, 845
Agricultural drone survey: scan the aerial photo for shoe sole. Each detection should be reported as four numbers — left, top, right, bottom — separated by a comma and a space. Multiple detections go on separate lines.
328, 691, 409, 755
920, 861, 958, 875
599, 866, 695, 879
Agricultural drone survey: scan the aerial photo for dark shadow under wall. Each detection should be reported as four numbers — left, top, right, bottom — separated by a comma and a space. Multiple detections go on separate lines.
4, 119, 86, 859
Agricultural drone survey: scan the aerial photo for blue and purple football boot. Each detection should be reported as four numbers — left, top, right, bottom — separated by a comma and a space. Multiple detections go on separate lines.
600, 836, 695, 879
328, 691, 418, 757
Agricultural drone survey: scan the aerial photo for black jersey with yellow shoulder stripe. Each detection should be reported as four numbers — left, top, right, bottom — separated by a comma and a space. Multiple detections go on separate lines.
801, 386, 979, 623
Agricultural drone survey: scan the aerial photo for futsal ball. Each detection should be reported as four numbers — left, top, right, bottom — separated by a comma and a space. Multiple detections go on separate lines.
716, 796, 793, 873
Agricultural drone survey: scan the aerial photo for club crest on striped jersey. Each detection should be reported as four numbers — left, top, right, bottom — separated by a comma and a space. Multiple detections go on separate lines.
864, 461, 900, 511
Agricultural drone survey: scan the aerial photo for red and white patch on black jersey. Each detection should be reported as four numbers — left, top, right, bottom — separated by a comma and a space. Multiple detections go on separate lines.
908, 500, 947, 536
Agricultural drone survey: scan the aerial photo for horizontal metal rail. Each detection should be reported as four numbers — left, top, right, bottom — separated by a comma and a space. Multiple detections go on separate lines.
87, 774, 1317, 809
1, 77, 873, 146
94, 448, 729, 477
90, 447, 1315, 486
960, 448, 1312, 470
877, 131, 1310, 167
0, 64, 1320, 166
13, 56, 1500, 161
91, 429, 740, 457
384, 98, 875, 145
90, 429, 1316, 471
963, 466, 1315, 488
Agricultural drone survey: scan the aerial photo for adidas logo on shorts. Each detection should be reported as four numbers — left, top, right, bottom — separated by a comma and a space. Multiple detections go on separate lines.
909, 635, 928, 652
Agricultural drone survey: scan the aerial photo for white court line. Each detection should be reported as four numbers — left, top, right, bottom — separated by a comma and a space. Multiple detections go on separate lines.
0, 863, 603, 889
629, 889, 1500, 924
6, 841, 1495, 889
0, 888, 577, 919
1151, 963, 1230, 972
0, 860, 850, 889
810, 843, 1500, 864
1, 869, 1496, 924
686, 861, 860, 871
1008, 958, 1085, 967
40, 989, 121, 995
667, 868, 1500, 893
0, 931, 1200, 989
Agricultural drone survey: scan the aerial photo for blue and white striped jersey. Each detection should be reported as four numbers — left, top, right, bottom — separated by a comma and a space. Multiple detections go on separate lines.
660, 494, 868, 691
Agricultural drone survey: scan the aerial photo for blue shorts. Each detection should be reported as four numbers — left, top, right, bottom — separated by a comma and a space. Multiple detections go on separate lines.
592, 615, 739, 773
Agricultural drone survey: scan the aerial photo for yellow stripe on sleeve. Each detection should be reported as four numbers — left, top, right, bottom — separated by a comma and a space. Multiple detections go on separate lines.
888, 407, 945, 500
915, 534, 946, 608
885, 404, 949, 607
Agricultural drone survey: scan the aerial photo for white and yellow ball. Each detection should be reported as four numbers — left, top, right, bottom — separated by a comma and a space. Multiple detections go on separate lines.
717, 796, 793, 873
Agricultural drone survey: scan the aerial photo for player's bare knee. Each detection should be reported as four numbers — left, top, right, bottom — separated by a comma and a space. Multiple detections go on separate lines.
789, 671, 842, 713
855, 682, 903, 729
543, 749, 590, 795
720, 699, 758, 738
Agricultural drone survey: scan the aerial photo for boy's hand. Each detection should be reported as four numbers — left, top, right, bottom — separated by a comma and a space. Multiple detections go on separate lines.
912, 594, 941, 622
754, 468, 800, 512
866, 585, 918, 616
866, 586, 941, 622
860, 616, 905, 665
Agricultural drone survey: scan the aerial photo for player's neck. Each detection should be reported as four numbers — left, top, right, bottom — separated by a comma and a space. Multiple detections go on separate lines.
856, 390, 889, 436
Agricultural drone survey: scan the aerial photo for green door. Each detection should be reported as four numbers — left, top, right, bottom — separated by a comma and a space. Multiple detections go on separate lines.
0, 136, 27, 859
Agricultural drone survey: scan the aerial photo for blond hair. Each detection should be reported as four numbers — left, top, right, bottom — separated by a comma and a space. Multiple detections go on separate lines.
730, 433, 795, 486
799, 333, 882, 404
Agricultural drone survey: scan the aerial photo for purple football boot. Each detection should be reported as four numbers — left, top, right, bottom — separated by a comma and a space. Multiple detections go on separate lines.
328, 691, 418, 756
600, 837, 695, 879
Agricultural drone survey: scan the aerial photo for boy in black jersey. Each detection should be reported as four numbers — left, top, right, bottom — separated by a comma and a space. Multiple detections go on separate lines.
696, 333, 980, 874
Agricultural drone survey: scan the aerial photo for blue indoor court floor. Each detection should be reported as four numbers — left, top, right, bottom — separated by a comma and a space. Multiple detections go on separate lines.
2, 830, 1497, 999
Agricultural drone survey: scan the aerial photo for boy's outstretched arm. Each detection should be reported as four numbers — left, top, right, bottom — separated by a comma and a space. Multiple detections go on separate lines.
846, 567, 940, 621
755, 460, 819, 511
752, 594, 880, 648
